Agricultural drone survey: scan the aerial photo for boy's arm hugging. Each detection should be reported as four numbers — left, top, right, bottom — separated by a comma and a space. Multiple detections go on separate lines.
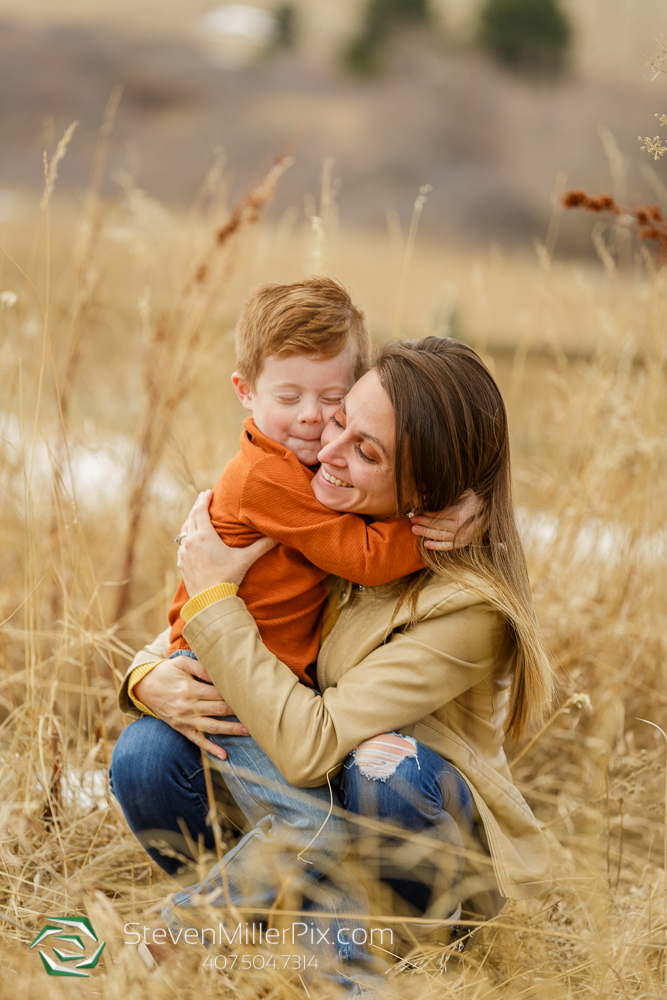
238, 453, 422, 585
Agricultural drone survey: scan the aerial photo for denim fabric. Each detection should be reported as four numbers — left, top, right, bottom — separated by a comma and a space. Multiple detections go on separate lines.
176, 727, 364, 945
110, 716, 219, 875
111, 717, 385, 996
339, 737, 476, 921
111, 716, 488, 994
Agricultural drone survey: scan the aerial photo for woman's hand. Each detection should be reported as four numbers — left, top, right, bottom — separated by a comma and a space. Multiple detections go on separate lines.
177, 490, 276, 596
410, 490, 486, 551
133, 655, 247, 761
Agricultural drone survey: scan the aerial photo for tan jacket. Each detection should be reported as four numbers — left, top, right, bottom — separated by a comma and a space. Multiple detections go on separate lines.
118, 576, 551, 901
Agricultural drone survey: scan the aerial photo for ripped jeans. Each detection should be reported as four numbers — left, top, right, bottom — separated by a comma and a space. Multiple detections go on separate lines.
111, 717, 495, 991
339, 734, 485, 922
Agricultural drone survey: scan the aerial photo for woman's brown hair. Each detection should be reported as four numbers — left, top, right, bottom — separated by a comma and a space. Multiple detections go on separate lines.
376, 336, 553, 741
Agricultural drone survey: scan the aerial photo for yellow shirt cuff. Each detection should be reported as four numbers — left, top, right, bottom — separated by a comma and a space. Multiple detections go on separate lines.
127, 660, 162, 718
182, 583, 239, 622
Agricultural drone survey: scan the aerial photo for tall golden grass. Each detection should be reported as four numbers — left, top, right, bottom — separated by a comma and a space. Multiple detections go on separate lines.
0, 125, 666, 998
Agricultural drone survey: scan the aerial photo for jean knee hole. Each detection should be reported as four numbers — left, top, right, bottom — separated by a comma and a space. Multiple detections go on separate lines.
351, 734, 419, 782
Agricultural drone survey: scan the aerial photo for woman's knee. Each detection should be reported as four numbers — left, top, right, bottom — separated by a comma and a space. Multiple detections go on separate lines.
110, 716, 199, 799
351, 734, 419, 782
339, 735, 474, 832
339, 733, 422, 818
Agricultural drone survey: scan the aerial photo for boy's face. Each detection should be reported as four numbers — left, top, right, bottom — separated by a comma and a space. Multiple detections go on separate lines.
232, 345, 357, 466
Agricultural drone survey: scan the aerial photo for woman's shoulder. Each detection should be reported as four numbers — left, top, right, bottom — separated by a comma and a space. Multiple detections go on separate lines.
352, 572, 509, 667
338, 570, 507, 645
407, 569, 501, 620
381, 570, 506, 647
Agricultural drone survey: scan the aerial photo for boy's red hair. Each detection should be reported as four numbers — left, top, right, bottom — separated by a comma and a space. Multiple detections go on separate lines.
236, 276, 370, 386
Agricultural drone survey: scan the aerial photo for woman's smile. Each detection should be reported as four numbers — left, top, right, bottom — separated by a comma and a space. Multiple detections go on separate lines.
319, 467, 353, 488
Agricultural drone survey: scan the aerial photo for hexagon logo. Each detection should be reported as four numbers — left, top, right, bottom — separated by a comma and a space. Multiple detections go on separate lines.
30, 916, 105, 976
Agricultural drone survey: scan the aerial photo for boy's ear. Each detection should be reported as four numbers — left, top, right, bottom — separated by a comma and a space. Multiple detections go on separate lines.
231, 372, 254, 412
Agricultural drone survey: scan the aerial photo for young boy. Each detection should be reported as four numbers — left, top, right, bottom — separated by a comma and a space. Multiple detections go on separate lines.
128, 276, 424, 709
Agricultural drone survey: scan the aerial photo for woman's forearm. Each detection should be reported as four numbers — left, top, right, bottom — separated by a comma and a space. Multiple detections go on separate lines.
118, 628, 172, 717
183, 594, 498, 787
128, 661, 162, 717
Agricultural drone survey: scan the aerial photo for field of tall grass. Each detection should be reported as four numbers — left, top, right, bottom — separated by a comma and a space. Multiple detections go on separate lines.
0, 124, 666, 998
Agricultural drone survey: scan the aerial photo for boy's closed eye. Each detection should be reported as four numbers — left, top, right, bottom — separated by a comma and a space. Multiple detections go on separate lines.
277, 395, 345, 405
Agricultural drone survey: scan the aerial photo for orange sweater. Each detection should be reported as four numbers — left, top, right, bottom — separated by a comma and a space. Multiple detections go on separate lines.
168, 418, 424, 684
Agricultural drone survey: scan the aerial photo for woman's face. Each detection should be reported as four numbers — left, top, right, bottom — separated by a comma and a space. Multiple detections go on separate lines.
311, 369, 400, 517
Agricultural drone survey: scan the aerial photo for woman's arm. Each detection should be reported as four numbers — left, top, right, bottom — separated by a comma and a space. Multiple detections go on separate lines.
134, 656, 250, 759
170, 491, 495, 778
117, 529, 276, 758
184, 591, 502, 787
118, 627, 171, 717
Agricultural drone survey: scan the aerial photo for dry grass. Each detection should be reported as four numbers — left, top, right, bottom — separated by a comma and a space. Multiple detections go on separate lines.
0, 135, 666, 998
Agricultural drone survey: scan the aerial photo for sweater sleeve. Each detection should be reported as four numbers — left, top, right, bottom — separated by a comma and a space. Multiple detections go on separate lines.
239, 457, 424, 586
183, 595, 501, 788
117, 628, 171, 717
127, 661, 162, 718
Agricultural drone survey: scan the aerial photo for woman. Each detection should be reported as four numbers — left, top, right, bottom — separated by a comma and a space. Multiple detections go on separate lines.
111, 337, 553, 993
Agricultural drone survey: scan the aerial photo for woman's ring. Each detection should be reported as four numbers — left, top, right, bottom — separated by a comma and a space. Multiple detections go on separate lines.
174, 533, 187, 545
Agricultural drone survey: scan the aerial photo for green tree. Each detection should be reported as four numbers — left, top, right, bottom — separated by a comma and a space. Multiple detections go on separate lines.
274, 4, 297, 49
479, 0, 571, 74
344, 0, 430, 75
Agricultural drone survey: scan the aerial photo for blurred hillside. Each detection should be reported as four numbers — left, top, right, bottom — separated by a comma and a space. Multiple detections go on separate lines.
2, 0, 663, 77
0, 0, 666, 250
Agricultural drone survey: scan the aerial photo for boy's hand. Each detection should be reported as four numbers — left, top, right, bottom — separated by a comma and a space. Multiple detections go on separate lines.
133, 655, 249, 761
409, 490, 486, 551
